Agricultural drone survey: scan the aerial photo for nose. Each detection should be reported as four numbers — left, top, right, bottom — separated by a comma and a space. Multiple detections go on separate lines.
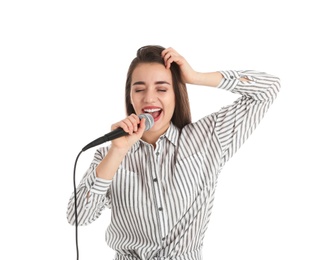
143, 89, 156, 103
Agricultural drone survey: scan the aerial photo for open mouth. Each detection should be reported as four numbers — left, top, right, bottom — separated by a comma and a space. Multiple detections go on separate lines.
143, 108, 162, 121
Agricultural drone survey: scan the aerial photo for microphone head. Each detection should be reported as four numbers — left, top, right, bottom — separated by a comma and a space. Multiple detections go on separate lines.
138, 113, 154, 131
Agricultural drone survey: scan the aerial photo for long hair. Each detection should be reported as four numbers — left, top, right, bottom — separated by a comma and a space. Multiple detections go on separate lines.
125, 45, 191, 129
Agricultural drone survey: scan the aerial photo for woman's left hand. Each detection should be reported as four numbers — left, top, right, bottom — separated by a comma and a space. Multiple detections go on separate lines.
161, 47, 198, 84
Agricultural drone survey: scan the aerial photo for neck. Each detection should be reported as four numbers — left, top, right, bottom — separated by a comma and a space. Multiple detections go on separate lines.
141, 132, 160, 148
141, 125, 170, 148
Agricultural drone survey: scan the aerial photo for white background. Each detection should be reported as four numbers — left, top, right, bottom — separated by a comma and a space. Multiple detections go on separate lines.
1, 0, 319, 259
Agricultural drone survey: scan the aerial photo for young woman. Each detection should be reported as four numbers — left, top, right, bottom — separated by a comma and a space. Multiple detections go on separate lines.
67, 45, 281, 260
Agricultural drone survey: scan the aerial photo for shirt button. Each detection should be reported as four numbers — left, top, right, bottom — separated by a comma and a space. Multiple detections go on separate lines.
230, 76, 234, 79
156, 152, 160, 156
97, 202, 104, 208
153, 178, 158, 182
158, 207, 163, 211
162, 237, 165, 241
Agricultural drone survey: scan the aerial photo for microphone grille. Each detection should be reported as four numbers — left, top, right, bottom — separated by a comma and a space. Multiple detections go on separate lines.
138, 113, 154, 131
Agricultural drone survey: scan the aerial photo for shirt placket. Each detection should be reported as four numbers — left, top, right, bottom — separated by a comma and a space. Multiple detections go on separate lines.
149, 137, 168, 246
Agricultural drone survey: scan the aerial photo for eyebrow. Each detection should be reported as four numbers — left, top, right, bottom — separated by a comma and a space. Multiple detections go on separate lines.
132, 81, 171, 86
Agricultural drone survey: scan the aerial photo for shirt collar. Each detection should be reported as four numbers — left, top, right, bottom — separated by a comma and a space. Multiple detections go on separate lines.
164, 122, 180, 146
130, 122, 180, 153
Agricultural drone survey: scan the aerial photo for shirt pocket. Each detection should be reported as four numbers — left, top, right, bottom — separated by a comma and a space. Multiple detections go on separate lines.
111, 167, 147, 208
172, 152, 205, 207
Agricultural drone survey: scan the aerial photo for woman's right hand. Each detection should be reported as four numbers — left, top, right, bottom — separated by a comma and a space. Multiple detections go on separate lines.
110, 113, 146, 151
96, 114, 145, 180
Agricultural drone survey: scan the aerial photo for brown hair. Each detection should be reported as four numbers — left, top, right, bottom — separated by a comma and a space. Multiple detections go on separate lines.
125, 45, 191, 129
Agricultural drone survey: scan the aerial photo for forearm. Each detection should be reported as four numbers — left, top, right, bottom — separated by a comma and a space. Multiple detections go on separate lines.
67, 159, 112, 226
190, 71, 224, 87
96, 146, 128, 180
190, 71, 251, 87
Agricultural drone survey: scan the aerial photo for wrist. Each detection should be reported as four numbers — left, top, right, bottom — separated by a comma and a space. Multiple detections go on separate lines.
109, 145, 130, 157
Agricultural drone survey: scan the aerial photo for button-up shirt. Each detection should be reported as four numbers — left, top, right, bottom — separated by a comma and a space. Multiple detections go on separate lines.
67, 70, 281, 260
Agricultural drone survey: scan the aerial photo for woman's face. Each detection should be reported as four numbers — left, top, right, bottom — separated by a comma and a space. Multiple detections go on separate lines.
130, 62, 175, 136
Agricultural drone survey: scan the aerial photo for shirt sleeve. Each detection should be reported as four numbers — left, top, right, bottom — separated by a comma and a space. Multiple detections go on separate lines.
213, 70, 281, 168
66, 147, 112, 226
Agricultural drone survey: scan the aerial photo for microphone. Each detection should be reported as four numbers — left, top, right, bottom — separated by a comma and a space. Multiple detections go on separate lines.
81, 113, 154, 151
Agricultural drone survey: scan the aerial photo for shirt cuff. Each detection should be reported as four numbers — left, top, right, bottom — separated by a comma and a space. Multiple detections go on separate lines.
217, 70, 241, 91
85, 168, 112, 195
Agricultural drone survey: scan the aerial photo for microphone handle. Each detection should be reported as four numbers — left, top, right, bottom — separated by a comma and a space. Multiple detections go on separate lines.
81, 128, 126, 152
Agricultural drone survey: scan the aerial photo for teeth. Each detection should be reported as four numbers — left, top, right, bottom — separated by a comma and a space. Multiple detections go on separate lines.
144, 108, 161, 113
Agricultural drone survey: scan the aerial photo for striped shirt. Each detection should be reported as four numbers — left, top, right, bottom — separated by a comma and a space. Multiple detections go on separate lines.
67, 70, 281, 260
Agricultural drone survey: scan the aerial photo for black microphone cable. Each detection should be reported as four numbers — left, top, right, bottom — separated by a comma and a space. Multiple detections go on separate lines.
73, 149, 83, 260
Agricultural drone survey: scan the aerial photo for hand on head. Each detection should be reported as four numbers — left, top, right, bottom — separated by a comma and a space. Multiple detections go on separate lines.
161, 47, 197, 84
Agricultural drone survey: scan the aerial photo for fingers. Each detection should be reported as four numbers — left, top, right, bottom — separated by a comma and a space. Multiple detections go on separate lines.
135, 117, 146, 135
112, 114, 142, 135
161, 47, 184, 69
